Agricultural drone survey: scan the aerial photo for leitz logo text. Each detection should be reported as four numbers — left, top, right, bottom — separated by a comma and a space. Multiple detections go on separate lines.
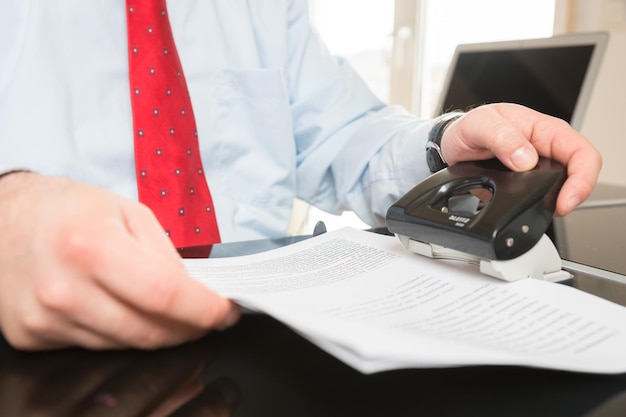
448, 215, 470, 224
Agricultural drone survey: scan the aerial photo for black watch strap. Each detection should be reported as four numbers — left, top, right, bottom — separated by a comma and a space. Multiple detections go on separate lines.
426, 113, 462, 173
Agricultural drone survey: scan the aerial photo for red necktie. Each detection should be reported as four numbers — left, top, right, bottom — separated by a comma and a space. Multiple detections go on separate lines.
126, 0, 220, 249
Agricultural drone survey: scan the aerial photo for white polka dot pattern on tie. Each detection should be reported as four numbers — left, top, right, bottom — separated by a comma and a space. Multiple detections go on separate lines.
126, 0, 220, 247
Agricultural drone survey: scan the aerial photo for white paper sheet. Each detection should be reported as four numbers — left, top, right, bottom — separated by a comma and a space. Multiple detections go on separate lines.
184, 227, 626, 374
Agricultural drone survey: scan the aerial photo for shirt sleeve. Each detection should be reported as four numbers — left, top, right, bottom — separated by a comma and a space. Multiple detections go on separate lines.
283, 0, 435, 227
0, 1, 29, 174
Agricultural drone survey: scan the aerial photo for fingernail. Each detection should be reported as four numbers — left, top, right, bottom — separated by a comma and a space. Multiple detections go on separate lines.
511, 146, 536, 170
568, 195, 581, 212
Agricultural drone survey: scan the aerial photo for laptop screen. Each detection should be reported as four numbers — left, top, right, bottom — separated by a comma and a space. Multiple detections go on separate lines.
436, 32, 608, 130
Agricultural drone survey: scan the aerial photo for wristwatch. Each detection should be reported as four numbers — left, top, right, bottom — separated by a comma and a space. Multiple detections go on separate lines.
425, 113, 463, 173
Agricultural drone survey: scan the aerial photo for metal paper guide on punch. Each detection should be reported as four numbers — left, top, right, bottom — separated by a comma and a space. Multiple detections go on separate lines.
386, 158, 572, 282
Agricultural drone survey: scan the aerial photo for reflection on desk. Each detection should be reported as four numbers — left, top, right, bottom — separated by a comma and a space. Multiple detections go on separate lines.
1, 314, 626, 417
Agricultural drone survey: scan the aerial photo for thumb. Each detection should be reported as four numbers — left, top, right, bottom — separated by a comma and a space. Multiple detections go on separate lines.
442, 104, 539, 171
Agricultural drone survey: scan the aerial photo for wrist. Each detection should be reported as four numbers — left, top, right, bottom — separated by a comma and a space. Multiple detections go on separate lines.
425, 113, 463, 173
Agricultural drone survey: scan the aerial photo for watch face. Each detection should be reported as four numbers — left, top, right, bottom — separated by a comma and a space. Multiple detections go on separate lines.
426, 151, 442, 173
426, 142, 446, 173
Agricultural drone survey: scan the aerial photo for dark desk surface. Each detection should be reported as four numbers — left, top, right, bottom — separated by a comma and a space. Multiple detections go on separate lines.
3, 199, 626, 416
2, 312, 626, 417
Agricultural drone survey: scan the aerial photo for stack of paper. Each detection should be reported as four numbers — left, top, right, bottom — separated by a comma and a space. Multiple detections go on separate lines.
184, 228, 626, 374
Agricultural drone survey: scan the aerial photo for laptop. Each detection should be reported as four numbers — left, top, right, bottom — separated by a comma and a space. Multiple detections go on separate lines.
435, 31, 608, 130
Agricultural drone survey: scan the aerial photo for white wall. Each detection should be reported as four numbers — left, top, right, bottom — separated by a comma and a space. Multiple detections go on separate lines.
562, 0, 626, 186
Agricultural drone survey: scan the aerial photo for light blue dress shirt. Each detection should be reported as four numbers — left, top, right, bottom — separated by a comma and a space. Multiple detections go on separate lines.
0, 0, 435, 242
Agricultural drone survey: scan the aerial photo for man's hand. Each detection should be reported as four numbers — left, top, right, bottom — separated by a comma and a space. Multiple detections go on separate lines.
0, 172, 239, 350
441, 103, 602, 216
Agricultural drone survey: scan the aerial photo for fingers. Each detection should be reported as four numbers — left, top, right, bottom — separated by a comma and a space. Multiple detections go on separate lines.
30, 273, 202, 350
442, 104, 539, 170
496, 104, 601, 215
121, 200, 182, 265
554, 147, 601, 216
92, 225, 239, 333
442, 103, 602, 215
117, 199, 239, 332
25, 233, 239, 350
2, 272, 121, 350
49, 206, 240, 349
518, 109, 601, 215
0, 175, 240, 351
